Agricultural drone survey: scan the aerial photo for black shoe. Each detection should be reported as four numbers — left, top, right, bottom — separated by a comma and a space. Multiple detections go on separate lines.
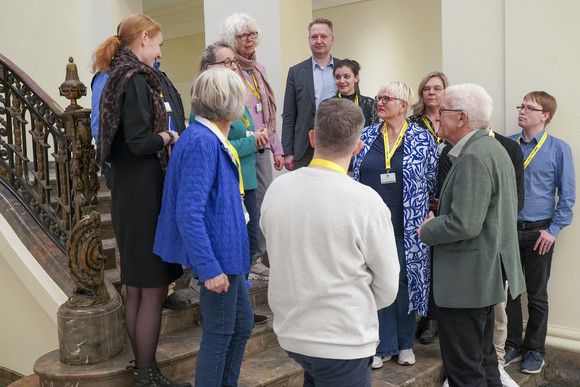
153, 361, 192, 387
163, 292, 192, 310
254, 314, 268, 325
419, 319, 438, 344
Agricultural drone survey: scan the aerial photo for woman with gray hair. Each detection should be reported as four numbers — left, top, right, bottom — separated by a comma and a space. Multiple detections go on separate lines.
154, 66, 254, 387
221, 13, 282, 278
353, 81, 439, 370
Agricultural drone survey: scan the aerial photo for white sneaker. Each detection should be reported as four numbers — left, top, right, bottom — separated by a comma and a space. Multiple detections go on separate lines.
371, 355, 391, 369
251, 260, 270, 277
398, 349, 416, 365
498, 365, 518, 387
442, 378, 449, 387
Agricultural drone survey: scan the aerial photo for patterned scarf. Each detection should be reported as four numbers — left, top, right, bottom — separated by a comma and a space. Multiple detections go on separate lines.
97, 45, 169, 173
235, 52, 277, 138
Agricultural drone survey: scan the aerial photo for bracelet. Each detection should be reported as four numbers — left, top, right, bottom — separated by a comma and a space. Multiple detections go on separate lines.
166, 130, 175, 144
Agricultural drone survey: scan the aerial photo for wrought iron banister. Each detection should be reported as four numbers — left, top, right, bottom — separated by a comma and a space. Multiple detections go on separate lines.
0, 53, 109, 308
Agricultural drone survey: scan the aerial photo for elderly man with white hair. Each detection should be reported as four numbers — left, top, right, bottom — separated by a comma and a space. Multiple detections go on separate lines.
417, 84, 525, 387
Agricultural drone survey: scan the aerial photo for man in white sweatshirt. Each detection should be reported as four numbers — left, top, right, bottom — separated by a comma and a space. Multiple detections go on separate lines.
261, 98, 400, 387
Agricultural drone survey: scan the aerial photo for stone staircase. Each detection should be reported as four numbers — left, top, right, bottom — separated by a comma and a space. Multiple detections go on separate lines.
7, 176, 565, 386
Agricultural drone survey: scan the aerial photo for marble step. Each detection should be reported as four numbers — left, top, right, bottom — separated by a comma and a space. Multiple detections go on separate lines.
33, 303, 279, 386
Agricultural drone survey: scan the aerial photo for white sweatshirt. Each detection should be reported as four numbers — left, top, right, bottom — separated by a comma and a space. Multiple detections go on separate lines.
260, 167, 399, 360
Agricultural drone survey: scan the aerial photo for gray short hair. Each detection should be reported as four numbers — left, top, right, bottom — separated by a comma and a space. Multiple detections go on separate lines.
445, 84, 493, 129
377, 80, 414, 115
191, 67, 246, 122
314, 99, 364, 155
220, 13, 261, 51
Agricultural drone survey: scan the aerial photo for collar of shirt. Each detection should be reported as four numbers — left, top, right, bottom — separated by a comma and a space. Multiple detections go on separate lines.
448, 129, 479, 162
518, 127, 546, 144
195, 115, 229, 149
311, 56, 334, 70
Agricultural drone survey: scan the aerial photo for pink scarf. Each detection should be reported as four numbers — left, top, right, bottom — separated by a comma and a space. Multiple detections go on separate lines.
235, 52, 277, 138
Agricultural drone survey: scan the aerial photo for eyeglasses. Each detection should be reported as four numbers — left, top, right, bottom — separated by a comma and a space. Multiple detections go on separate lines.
438, 108, 463, 116
212, 58, 239, 68
516, 105, 544, 113
236, 31, 258, 41
422, 86, 444, 94
375, 95, 404, 104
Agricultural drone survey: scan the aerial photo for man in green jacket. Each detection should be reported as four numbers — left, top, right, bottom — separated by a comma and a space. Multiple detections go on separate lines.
418, 84, 525, 386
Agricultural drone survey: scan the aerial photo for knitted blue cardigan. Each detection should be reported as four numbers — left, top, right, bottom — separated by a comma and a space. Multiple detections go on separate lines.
153, 119, 250, 281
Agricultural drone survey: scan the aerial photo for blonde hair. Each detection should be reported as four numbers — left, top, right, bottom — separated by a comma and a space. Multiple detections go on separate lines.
92, 14, 161, 73
411, 71, 449, 115
377, 81, 414, 115
191, 67, 246, 122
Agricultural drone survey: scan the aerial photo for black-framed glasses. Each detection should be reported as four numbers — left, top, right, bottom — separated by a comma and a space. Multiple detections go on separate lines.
516, 105, 544, 113
375, 95, 404, 104
422, 86, 444, 94
438, 108, 463, 116
212, 58, 239, 68
236, 31, 258, 41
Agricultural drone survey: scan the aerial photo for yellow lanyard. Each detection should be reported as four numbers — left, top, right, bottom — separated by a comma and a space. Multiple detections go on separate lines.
209, 120, 245, 195
309, 158, 347, 174
338, 93, 359, 106
245, 71, 261, 100
241, 114, 251, 129
383, 121, 408, 170
517, 130, 548, 170
421, 115, 440, 143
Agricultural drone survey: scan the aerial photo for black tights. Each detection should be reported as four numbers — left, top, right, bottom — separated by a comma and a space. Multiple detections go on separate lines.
125, 285, 168, 368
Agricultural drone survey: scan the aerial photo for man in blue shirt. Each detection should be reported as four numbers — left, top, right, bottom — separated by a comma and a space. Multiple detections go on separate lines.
505, 91, 576, 374
282, 18, 339, 170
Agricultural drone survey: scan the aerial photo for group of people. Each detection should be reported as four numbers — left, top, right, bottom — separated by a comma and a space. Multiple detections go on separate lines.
90, 12, 575, 387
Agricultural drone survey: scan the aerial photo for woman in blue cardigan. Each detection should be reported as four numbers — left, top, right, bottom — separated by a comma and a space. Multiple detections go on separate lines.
154, 67, 253, 387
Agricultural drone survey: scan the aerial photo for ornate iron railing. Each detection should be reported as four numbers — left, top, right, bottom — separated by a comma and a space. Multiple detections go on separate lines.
0, 53, 109, 307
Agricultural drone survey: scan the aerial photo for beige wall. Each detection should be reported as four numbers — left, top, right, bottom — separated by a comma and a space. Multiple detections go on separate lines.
0, 215, 68, 374
0, 0, 142, 107
314, 0, 442, 104
442, 0, 580, 351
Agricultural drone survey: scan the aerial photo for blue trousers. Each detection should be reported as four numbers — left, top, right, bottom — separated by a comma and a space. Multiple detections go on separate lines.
287, 351, 372, 387
376, 235, 415, 357
195, 274, 253, 387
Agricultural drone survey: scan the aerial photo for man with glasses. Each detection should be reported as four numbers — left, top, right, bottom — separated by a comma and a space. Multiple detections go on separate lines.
418, 84, 525, 386
505, 91, 575, 374
282, 18, 339, 170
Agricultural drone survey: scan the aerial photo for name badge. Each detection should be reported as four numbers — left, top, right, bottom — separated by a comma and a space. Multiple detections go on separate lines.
246, 131, 254, 137
164, 101, 172, 112
256, 102, 263, 113
437, 142, 446, 155
380, 173, 396, 184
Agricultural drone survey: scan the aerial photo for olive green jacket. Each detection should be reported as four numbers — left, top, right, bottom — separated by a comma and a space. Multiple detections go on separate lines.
420, 129, 525, 308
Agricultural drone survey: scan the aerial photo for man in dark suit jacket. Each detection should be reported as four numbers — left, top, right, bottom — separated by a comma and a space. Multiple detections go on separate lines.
282, 18, 339, 170
418, 84, 525, 387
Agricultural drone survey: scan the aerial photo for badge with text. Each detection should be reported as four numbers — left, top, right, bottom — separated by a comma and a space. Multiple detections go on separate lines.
380, 172, 396, 184
256, 102, 263, 113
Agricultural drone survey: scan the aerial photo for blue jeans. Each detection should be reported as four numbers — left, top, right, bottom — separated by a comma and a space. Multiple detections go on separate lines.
196, 274, 253, 387
506, 227, 553, 354
244, 189, 259, 264
376, 235, 416, 357
287, 351, 372, 387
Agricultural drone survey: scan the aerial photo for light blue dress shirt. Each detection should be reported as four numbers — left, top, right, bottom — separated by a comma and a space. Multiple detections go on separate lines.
509, 128, 575, 237
312, 57, 337, 109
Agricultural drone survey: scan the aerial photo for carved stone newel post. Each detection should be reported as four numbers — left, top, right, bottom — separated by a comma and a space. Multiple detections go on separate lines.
56, 57, 123, 365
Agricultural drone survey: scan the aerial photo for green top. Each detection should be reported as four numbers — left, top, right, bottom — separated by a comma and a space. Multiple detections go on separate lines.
189, 106, 259, 190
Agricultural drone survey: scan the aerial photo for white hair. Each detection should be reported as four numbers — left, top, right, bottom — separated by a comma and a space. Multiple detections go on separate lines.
445, 84, 493, 129
220, 13, 261, 51
191, 67, 246, 122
